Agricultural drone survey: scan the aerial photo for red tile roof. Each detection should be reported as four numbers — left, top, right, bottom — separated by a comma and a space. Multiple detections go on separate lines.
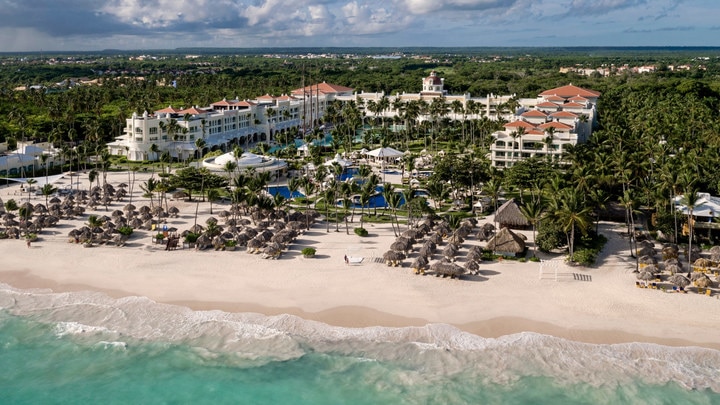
544, 95, 565, 102
291, 82, 354, 96
560, 102, 585, 108
536, 101, 560, 109
155, 106, 181, 114
178, 107, 207, 115
504, 120, 537, 130
520, 110, 547, 118
550, 111, 578, 118
569, 96, 589, 102
539, 121, 573, 130
540, 84, 601, 98
257, 94, 275, 100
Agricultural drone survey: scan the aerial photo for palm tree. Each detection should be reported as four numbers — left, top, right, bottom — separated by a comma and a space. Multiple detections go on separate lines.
25, 179, 37, 202
206, 188, 220, 215
385, 186, 402, 237
681, 187, 700, 268
41, 183, 57, 206
140, 177, 159, 208
553, 189, 593, 260
520, 199, 544, 257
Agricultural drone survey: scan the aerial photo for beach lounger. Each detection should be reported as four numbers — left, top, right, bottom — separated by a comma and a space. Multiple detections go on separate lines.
706, 289, 712, 297
698, 288, 705, 294
347, 257, 364, 265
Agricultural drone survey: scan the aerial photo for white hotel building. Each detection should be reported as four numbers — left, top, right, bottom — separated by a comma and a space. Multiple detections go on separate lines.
108, 72, 598, 168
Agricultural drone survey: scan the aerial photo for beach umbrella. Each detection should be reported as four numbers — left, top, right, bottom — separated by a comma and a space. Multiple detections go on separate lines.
664, 258, 681, 268
464, 260, 480, 275
668, 274, 690, 288
643, 264, 660, 275
636, 271, 655, 282
693, 258, 713, 268
402, 229, 422, 239
690, 271, 708, 281
168, 206, 180, 217
390, 240, 411, 252
429, 261, 465, 278
428, 232, 443, 244
418, 245, 434, 259
638, 246, 655, 257
694, 275, 713, 288
665, 263, 683, 275
410, 256, 428, 274
382, 250, 406, 262
247, 238, 265, 250
129, 218, 143, 228
638, 255, 657, 266
49, 197, 61, 204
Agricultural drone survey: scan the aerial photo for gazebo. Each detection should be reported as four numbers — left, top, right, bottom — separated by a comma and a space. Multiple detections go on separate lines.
364, 147, 403, 163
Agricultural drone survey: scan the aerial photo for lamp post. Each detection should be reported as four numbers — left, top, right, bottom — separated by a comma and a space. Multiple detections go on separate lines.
468, 168, 474, 214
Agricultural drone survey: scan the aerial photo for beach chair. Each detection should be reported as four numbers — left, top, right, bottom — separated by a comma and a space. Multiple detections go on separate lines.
697, 287, 705, 295
635, 281, 641, 288
706, 289, 712, 297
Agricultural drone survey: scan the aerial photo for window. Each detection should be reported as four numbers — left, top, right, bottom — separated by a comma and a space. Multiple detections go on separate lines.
149, 127, 158, 135
135, 127, 143, 134
496, 141, 505, 147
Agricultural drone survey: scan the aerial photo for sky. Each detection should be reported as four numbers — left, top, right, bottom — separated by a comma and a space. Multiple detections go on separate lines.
0, 0, 719, 52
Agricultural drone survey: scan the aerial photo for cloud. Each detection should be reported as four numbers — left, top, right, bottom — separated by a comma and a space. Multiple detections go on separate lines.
623, 25, 694, 34
565, 0, 647, 15
398, 0, 520, 15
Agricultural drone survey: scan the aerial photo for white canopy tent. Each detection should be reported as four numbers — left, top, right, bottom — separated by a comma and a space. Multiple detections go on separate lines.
365, 147, 403, 160
323, 153, 353, 168
674, 192, 720, 219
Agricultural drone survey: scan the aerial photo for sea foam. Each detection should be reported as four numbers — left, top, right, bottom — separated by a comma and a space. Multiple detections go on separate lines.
1, 282, 719, 392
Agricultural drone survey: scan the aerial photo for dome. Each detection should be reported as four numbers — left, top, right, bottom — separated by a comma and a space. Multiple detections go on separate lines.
214, 152, 264, 167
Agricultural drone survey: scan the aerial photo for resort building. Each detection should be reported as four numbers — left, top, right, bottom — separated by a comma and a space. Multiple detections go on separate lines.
107, 83, 354, 162
488, 84, 600, 168
107, 71, 598, 170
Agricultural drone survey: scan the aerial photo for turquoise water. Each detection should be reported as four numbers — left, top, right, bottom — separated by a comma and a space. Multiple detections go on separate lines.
1, 286, 720, 404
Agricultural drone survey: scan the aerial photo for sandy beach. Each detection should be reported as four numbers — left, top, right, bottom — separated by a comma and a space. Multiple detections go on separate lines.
2, 170, 719, 350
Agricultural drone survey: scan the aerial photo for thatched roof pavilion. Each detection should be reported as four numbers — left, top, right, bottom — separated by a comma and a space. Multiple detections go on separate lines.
486, 227, 526, 257
494, 199, 529, 229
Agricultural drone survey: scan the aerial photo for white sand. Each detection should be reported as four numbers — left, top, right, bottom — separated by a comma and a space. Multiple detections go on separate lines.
2, 171, 719, 349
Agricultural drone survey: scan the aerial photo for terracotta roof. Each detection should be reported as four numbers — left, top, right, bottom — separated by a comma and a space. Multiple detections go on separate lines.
549, 111, 578, 118
526, 129, 545, 135
425, 71, 443, 85
155, 106, 181, 114
235, 101, 255, 107
504, 120, 537, 130
211, 99, 236, 106
539, 84, 601, 98
178, 107, 207, 115
539, 121, 573, 130
257, 94, 275, 100
276, 95, 294, 101
544, 95, 565, 102
569, 96, 589, 102
291, 82, 354, 96
560, 102, 585, 108
536, 101, 560, 109
520, 110, 547, 118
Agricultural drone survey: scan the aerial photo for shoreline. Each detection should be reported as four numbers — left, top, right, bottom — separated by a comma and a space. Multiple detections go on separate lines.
2, 270, 719, 351
2, 170, 720, 353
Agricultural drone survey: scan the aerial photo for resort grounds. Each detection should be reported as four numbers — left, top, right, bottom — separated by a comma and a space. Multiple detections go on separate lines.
1, 170, 719, 350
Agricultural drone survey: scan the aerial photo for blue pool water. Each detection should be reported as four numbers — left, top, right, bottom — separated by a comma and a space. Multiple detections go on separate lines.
267, 186, 305, 199
1, 286, 719, 405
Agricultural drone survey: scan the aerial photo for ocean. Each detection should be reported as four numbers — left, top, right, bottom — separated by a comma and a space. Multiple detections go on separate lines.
1, 283, 719, 404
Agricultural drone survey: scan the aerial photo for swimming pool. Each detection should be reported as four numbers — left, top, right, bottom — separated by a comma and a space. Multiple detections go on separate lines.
267, 186, 305, 199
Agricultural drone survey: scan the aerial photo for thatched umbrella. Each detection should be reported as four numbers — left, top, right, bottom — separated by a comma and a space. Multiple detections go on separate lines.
189, 224, 205, 234
494, 199, 529, 229
382, 250, 405, 266
428, 232, 443, 244
665, 263, 683, 275
442, 244, 459, 261
402, 229, 421, 240
390, 240, 411, 253
710, 246, 720, 262
690, 271, 708, 282
693, 258, 713, 269
410, 256, 428, 274
638, 246, 655, 258
643, 264, 660, 275
172, 191, 189, 200
638, 255, 658, 266
246, 238, 265, 252
429, 261, 465, 278
668, 274, 690, 288
464, 260, 480, 275
694, 275, 713, 288
168, 206, 180, 217
636, 271, 655, 282
664, 258, 681, 268
138, 205, 151, 214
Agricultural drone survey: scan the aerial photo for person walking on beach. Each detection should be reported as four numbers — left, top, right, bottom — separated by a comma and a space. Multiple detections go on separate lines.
344, 255, 349, 265
26, 238, 31, 248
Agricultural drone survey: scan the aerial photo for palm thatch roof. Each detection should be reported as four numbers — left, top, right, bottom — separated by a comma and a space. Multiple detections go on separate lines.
494, 199, 529, 229
486, 227, 526, 255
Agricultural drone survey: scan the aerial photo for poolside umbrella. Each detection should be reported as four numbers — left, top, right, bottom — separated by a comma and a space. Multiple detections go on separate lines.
668, 274, 690, 288
429, 261, 465, 278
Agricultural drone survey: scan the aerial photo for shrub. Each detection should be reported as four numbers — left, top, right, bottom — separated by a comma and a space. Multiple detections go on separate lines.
155, 233, 165, 240
354, 227, 369, 237
570, 248, 598, 266
184, 233, 199, 243
301, 247, 316, 257
225, 240, 237, 247
518, 257, 527, 263
536, 220, 566, 252
529, 256, 541, 262
117, 226, 134, 236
